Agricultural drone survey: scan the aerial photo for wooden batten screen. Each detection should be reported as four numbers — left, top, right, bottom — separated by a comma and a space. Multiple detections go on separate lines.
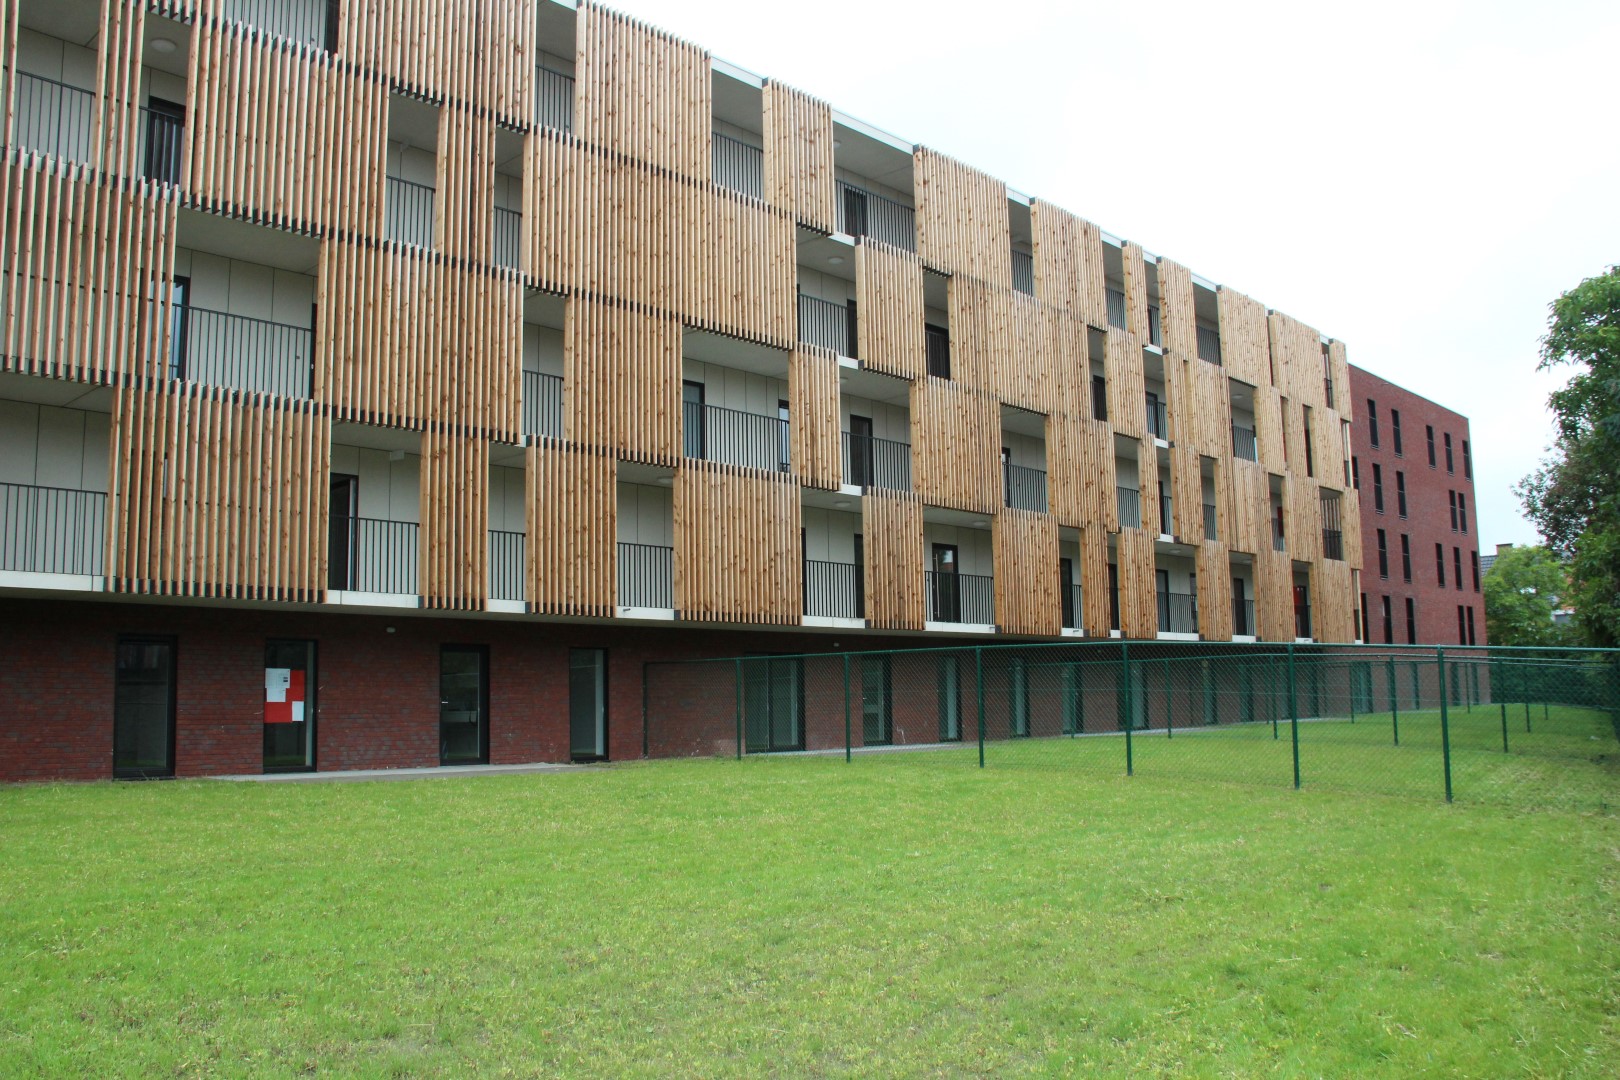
575, 2, 711, 183
674, 461, 802, 624
1285, 475, 1322, 564
336, 0, 536, 126
1339, 487, 1364, 570
1311, 558, 1355, 643
1114, 528, 1158, 640
992, 509, 1060, 636
1046, 311, 1091, 421
1327, 340, 1353, 421
855, 240, 926, 379
1105, 329, 1147, 442
910, 377, 999, 515
527, 439, 616, 617
1170, 446, 1203, 544
0, 1, 14, 127
1227, 460, 1271, 557
1156, 258, 1198, 359
1217, 287, 1272, 390
1314, 406, 1348, 489
419, 432, 488, 610
1030, 200, 1106, 327
1078, 524, 1111, 635
436, 104, 497, 264
315, 241, 521, 439
992, 292, 1055, 416
789, 345, 841, 491
1268, 311, 1327, 409
564, 298, 681, 464
913, 147, 1011, 288
1254, 386, 1287, 473
1190, 357, 1233, 458
186, 21, 387, 235
109, 384, 329, 601
1048, 414, 1116, 531
1253, 548, 1295, 643
0, 160, 177, 386
675, 183, 794, 347
762, 81, 835, 232
863, 489, 925, 631
88, 0, 145, 181
1122, 243, 1151, 342
1195, 540, 1234, 641
1137, 442, 1162, 538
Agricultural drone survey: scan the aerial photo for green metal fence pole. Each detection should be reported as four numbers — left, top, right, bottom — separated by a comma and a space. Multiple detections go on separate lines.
1500, 694, 1509, 754
1165, 658, 1173, 739
1438, 649, 1453, 803
1388, 655, 1400, 747
734, 658, 744, 761
842, 653, 852, 764
1123, 643, 1134, 777
975, 647, 986, 769
1349, 661, 1357, 723
1270, 661, 1279, 740
1287, 642, 1300, 790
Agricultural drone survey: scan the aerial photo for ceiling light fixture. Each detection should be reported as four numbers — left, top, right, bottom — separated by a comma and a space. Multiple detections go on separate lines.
151, 38, 177, 54
827, 256, 844, 266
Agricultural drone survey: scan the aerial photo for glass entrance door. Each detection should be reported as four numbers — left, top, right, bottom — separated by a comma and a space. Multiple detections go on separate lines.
328, 474, 357, 591
440, 646, 488, 765
114, 637, 176, 779
931, 543, 959, 623
861, 655, 892, 745
937, 654, 961, 741
743, 657, 803, 753
569, 648, 607, 760
264, 639, 316, 772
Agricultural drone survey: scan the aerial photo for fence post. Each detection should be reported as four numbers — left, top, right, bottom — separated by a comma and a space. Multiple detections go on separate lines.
1287, 642, 1300, 790
1270, 661, 1279, 740
1349, 661, 1357, 723
843, 653, 851, 764
975, 647, 986, 769
734, 658, 744, 761
1388, 655, 1400, 746
1437, 648, 1453, 802
1165, 658, 1173, 739
1123, 642, 1134, 777
1499, 693, 1509, 754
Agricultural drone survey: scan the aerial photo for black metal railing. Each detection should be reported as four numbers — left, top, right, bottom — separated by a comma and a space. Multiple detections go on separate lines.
385, 176, 436, 249
1324, 376, 1335, 409
1296, 603, 1313, 640
683, 400, 789, 472
488, 529, 525, 601
842, 431, 911, 492
1157, 590, 1198, 635
1203, 502, 1217, 540
1105, 287, 1127, 330
926, 571, 994, 625
1158, 493, 1173, 535
1146, 305, 1162, 348
1197, 325, 1223, 365
0, 482, 106, 576
1273, 519, 1287, 552
493, 206, 521, 269
1011, 249, 1034, 295
1322, 528, 1344, 561
170, 305, 314, 398
523, 371, 563, 440
836, 180, 915, 251
220, 0, 331, 48
11, 71, 95, 163
797, 294, 853, 356
1232, 424, 1258, 461
926, 325, 950, 379
536, 66, 574, 132
1002, 462, 1047, 513
1145, 395, 1168, 439
1232, 597, 1255, 636
712, 132, 763, 199
347, 518, 418, 595
140, 106, 184, 186
1061, 583, 1084, 630
803, 559, 862, 619
1117, 486, 1141, 529
618, 541, 673, 609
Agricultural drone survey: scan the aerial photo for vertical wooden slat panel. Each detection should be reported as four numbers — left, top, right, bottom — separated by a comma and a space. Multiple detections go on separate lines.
674, 461, 801, 624
913, 146, 1011, 288
1217, 286, 1271, 390
762, 80, 835, 232
1031, 199, 1106, 328
1253, 548, 1295, 643
1169, 445, 1203, 543
1195, 540, 1233, 642
1078, 524, 1111, 636
1114, 528, 1157, 640
563, 297, 681, 464
1156, 258, 1197, 359
863, 489, 924, 631
789, 344, 841, 491
1122, 242, 1150, 342
1048, 414, 1116, 531
993, 508, 1059, 636
419, 431, 488, 610
855, 240, 925, 379
910, 376, 999, 515
527, 438, 616, 616
1104, 328, 1146, 442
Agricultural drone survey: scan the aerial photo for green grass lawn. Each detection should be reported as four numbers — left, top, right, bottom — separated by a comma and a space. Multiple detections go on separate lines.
4, 738, 1619, 1077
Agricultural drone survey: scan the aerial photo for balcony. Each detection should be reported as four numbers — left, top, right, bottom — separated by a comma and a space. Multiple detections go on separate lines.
1157, 590, 1198, 635
223, 0, 334, 49
618, 542, 673, 609
332, 517, 419, 594
683, 400, 788, 472
1061, 582, 1084, 631
140, 106, 185, 186
494, 207, 521, 269
1146, 305, 1162, 348
1233, 597, 1255, 636
0, 482, 106, 577
172, 305, 314, 398
1197, 326, 1223, 365
1322, 528, 1344, 561
1002, 462, 1047, 513
837, 180, 915, 252
1203, 502, 1217, 539
1273, 522, 1286, 553
489, 529, 525, 601
926, 571, 994, 625
1232, 424, 1258, 462
10, 71, 94, 164
712, 133, 763, 199
1011, 249, 1034, 296
537, 66, 575, 132
798, 294, 854, 357
523, 371, 563, 440
842, 431, 911, 492
804, 559, 862, 619
1295, 603, 1313, 640
1158, 493, 1172, 535
1117, 486, 1141, 529
1105, 287, 1126, 330
1146, 394, 1168, 440
385, 176, 436, 249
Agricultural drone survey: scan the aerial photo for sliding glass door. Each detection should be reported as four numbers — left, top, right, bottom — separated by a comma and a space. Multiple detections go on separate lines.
113, 637, 176, 779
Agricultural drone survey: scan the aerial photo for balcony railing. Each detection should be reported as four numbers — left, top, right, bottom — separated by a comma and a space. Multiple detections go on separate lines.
337, 517, 418, 595
1145, 395, 1168, 439
1146, 305, 1162, 348
1196, 326, 1223, 365
1105, 287, 1126, 330
1322, 528, 1344, 561
1117, 486, 1141, 529
618, 541, 673, 609
493, 206, 521, 269
1061, 583, 1084, 630
1003, 462, 1047, 513
489, 529, 525, 601
1158, 493, 1172, 535
1233, 597, 1255, 636
385, 176, 436, 249
1295, 603, 1313, 640
926, 571, 994, 625
1011, 249, 1034, 296
842, 431, 911, 492
1203, 502, 1217, 540
140, 106, 184, 186
1232, 424, 1258, 462
1157, 590, 1198, 635
683, 400, 789, 472
804, 559, 862, 619
798, 293, 854, 356
523, 371, 563, 440
11, 71, 95, 163
836, 180, 915, 251
1273, 521, 1287, 553
171, 305, 314, 399
537, 66, 574, 132
926, 326, 950, 379
220, 0, 332, 49
712, 132, 763, 199
0, 482, 106, 576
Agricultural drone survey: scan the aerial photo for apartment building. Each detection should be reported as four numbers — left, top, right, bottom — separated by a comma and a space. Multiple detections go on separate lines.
0, 0, 1363, 780
1348, 365, 1483, 647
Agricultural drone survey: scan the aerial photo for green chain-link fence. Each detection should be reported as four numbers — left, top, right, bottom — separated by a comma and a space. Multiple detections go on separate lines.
645, 642, 1620, 810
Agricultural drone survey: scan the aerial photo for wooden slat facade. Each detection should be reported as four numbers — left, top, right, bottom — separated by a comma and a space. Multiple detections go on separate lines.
674, 461, 802, 624
993, 508, 1060, 636
910, 376, 999, 515
762, 81, 835, 233
862, 489, 925, 631
527, 438, 616, 617
1048, 414, 1117, 531
564, 297, 680, 464
855, 240, 926, 379
1030, 200, 1106, 328
788, 344, 841, 491
419, 430, 489, 610
1114, 528, 1158, 640
1195, 540, 1234, 642
913, 147, 1011, 288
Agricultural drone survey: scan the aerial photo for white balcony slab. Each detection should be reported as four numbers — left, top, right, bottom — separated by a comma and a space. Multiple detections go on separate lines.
1157, 631, 1200, 642
803, 616, 864, 630
925, 621, 996, 634
1233, 635, 1258, 643
1295, 637, 1315, 644
1060, 627, 1085, 638
617, 606, 675, 621
0, 570, 103, 592
330, 590, 421, 609
486, 599, 525, 614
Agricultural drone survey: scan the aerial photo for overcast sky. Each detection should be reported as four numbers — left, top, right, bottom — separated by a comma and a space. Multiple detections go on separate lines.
605, 0, 1619, 547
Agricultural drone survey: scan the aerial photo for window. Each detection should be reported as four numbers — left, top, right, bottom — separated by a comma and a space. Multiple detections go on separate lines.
569, 647, 608, 760
1351, 456, 1360, 490
777, 400, 791, 473
1390, 408, 1403, 455
1457, 605, 1467, 645
1091, 373, 1107, 422
168, 276, 191, 380
926, 324, 950, 379
1376, 528, 1388, 578
682, 380, 706, 459
1471, 551, 1480, 592
1302, 405, 1315, 477
1466, 606, 1477, 645
1448, 490, 1458, 530
143, 98, 185, 186
1396, 471, 1407, 517
1405, 597, 1416, 644
1436, 542, 1446, 586
1444, 432, 1454, 473
1457, 492, 1468, 533
1426, 425, 1436, 467
1372, 464, 1384, 513
1367, 400, 1379, 447
114, 637, 177, 779
1400, 533, 1411, 582
442, 645, 490, 765
1359, 592, 1369, 642
743, 656, 804, 753
1462, 439, 1472, 479
1381, 595, 1393, 644
264, 640, 316, 772
1453, 547, 1463, 592
861, 655, 893, 745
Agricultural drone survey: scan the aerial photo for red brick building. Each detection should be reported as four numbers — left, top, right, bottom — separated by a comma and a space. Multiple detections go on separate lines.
1347, 366, 1484, 646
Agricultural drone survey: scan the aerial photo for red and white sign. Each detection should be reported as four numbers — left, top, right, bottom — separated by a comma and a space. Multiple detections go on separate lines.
264, 667, 306, 725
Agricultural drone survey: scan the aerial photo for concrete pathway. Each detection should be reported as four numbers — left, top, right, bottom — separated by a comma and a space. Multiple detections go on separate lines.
212, 762, 589, 783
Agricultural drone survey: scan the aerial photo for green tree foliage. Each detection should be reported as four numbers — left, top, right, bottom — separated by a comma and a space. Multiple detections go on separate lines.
1482, 545, 1571, 647
1516, 266, 1620, 646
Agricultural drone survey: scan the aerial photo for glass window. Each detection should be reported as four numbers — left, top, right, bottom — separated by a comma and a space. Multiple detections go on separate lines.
264, 639, 316, 772
569, 648, 606, 760
441, 645, 489, 765
114, 637, 176, 779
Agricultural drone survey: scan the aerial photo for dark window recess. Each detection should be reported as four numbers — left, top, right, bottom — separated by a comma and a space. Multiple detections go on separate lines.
1390, 408, 1403, 455
845, 301, 859, 361
1436, 542, 1446, 586
1359, 593, 1369, 642
1405, 597, 1416, 644
143, 98, 185, 186
1444, 432, 1454, 473
264, 639, 316, 772
1091, 374, 1108, 422
114, 636, 177, 779
327, 473, 358, 590
1351, 456, 1359, 490
324, 0, 341, 52
1376, 529, 1388, 578
1400, 533, 1411, 582
1449, 490, 1458, 530
440, 645, 490, 765
1462, 439, 1472, 479
1466, 606, 1477, 645
1471, 550, 1480, 591
925, 324, 950, 379
1395, 471, 1407, 517
569, 647, 608, 760
1426, 425, 1436, 467
1108, 563, 1120, 632
1457, 492, 1468, 533
1367, 400, 1379, 447
1453, 547, 1463, 592
168, 276, 191, 380
1457, 605, 1467, 645
743, 656, 804, 753
1381, 595, 1393, 645
1372, 463, 1383, 513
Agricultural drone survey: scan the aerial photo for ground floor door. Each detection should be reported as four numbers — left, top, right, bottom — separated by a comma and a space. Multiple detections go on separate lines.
938, 654, 961, 742
113, 637, 175, 779
440, 646, 489, 765
862, 655, 892, 745
264, 639, 316, 772
570, 648, 608, 760
744, 657, 804, 753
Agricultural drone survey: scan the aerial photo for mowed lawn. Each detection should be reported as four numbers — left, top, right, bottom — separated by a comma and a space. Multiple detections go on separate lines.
3, 744, 1619, 1077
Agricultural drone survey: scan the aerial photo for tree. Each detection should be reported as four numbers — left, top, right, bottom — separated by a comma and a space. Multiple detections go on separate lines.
1516, 266, 1620, 647
1482, 545, 1572, 647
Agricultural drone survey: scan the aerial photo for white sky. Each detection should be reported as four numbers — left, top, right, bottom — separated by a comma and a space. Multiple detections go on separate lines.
601, 0, 1620, 548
